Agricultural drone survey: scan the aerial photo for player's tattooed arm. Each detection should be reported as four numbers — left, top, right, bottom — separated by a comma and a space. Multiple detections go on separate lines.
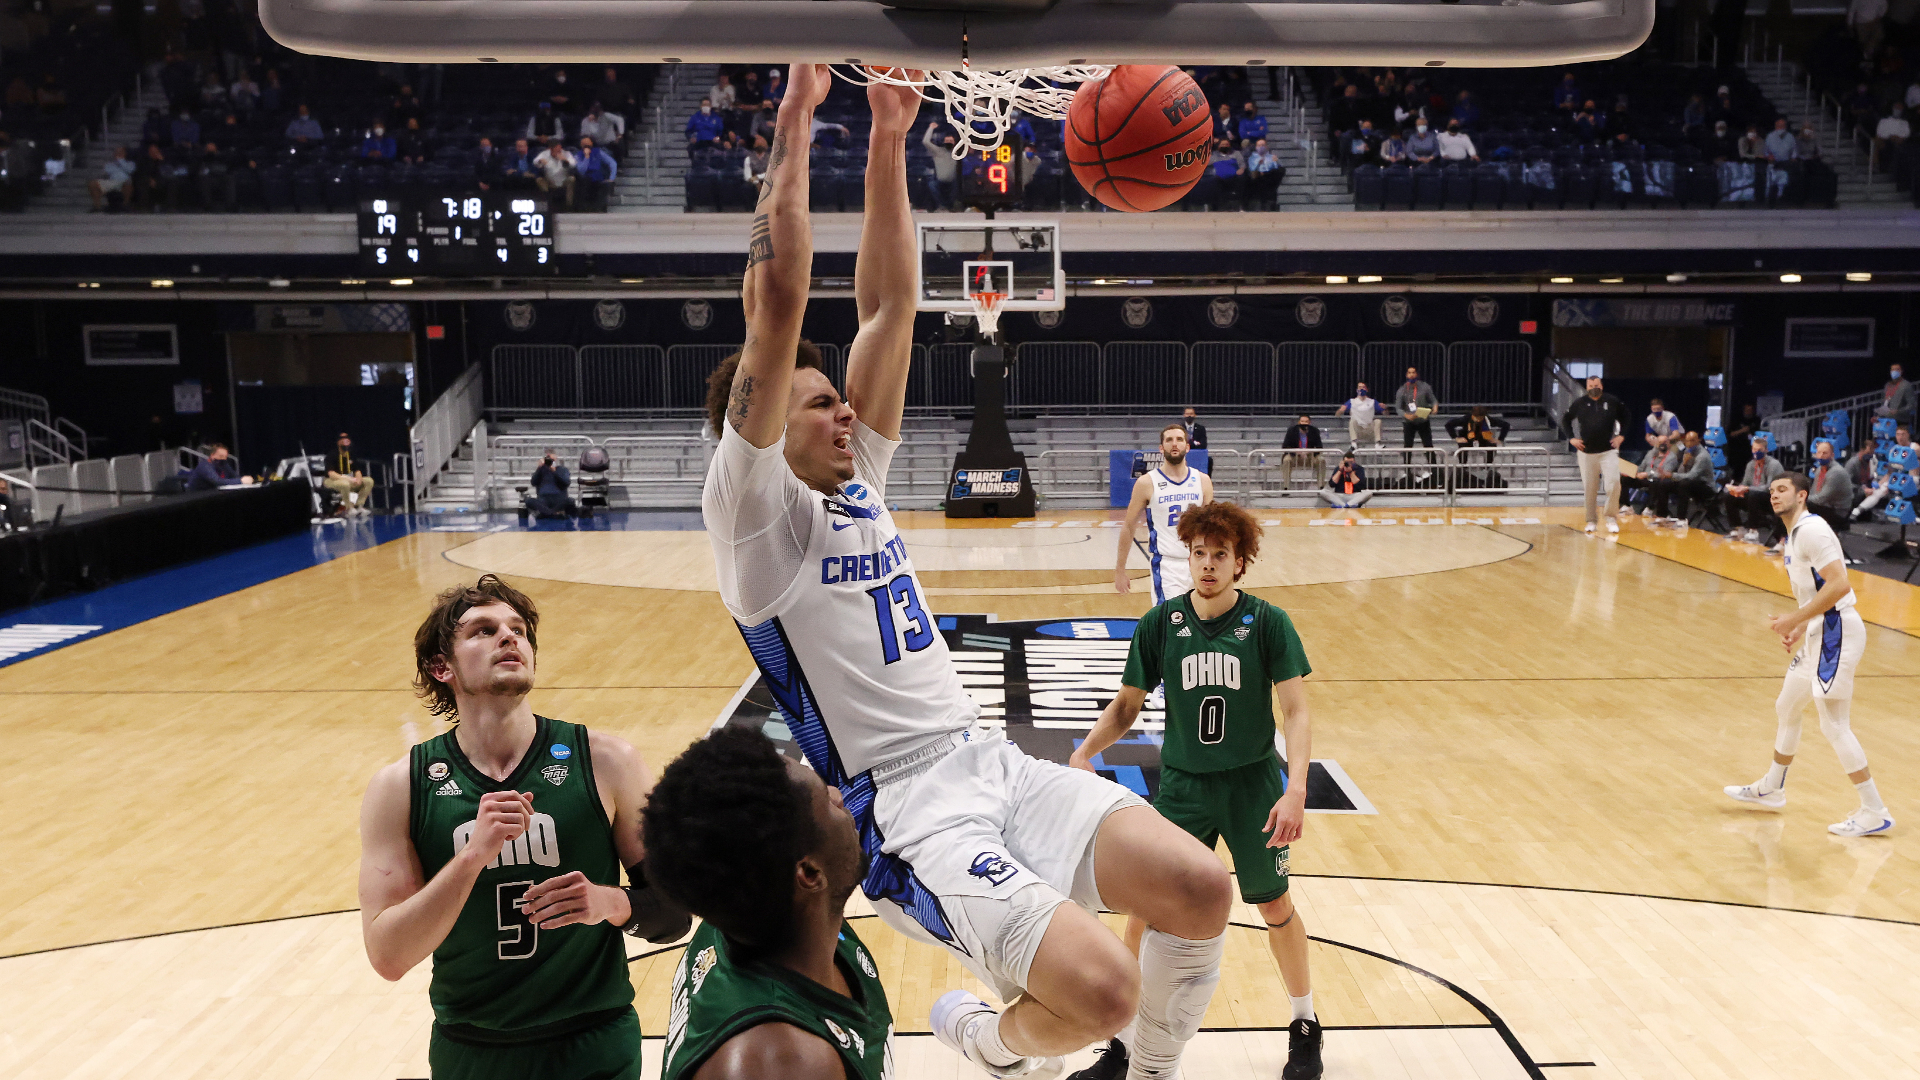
746, 212, 774, 270
727, 372, 756, 431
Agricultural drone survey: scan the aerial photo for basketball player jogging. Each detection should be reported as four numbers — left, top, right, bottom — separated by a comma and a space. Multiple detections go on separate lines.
644, 727, 895, 1080
1114, 423, 1213, 603
1723, 473, 1896, 837
1075, 502, 1324, 1080
356, 575, 690, 1080
701, 63, 1231, 1080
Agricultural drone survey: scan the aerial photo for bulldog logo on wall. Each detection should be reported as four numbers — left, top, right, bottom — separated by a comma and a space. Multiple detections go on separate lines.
1121, 297, 1154, 329
680, 299, 713, 331
1295, 296, 1326, 328
593, 299, 627, 331
1468, 295, 1501, 328
1380, 295, 1412, 328
503, 301, 537, 331
1032, 308, 1063, 330
1207, 296, 1240, 329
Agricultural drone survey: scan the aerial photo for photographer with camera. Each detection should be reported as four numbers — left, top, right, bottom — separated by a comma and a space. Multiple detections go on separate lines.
527, 449, 576, 518
1319, 451, 1373, 508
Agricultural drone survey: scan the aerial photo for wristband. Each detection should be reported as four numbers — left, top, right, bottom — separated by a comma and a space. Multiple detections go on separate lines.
622, 860, 693, 943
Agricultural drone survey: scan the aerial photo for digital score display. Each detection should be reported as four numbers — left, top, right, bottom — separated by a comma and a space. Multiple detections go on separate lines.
958, 135, 1026, 207
357, 192, 557, 275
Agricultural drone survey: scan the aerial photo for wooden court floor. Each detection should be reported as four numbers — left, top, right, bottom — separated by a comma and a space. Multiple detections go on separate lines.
2, 507, 1917, 1080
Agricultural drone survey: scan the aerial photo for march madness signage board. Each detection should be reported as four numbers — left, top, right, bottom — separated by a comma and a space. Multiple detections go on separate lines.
714, 613, 1372, 813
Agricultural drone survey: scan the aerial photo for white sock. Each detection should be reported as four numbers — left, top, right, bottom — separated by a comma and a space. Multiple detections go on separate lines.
1761, 762, 1788, 793
968, 1010, 1022, 1069
1129, 929, 1225, 1080
1114, 1020, 1137, 1050
1857, 778, 1887, 814
1289, 992, 1314, 1022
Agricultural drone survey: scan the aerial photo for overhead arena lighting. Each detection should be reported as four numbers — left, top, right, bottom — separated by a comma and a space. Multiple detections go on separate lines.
389, 279, 414, 286
150, 279, 174, 288
1847, 272, 1872, 282
1599, 277, 1624, 283
1549, 277, 1574, 284
1666, 273, 1688, 283
1356, 276, 1383, 283
340, 279, 368, 285
1779, 273, 1802, 283
1325, 276, 1349, 284
268, 277, 291, 288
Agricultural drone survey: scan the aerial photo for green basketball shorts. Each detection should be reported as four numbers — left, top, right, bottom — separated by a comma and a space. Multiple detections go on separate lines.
429, 1007, 642, 1080
1153, 755, 1291, 905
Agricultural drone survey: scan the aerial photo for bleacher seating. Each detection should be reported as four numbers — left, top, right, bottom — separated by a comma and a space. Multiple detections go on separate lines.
0, 22, 140, 211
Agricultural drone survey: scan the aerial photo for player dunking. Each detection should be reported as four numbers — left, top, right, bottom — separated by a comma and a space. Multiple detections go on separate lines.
645, 727, 896, 1080
701, 64, 1231, 1080
1115, 423, 1214, 603
357, 575, 689, 1080
1077, 503, 1324, 1080
1724, 473, 1896, 836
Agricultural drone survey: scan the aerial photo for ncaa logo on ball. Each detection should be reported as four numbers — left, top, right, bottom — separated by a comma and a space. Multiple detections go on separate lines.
427, 761, 450, 782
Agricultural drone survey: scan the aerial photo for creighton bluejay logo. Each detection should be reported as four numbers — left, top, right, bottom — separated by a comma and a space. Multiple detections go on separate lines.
969, 852, 1020, 886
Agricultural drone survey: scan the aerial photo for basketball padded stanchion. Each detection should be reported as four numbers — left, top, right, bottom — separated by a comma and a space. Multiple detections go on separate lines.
944, 284, 1036, 519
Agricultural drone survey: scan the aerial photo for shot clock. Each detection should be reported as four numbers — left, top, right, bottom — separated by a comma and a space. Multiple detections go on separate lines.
357, 192, 557, 275
957, 134, 1027, 208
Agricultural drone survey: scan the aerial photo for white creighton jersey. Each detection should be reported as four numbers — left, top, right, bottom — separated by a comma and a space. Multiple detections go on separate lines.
1146, 466, 1204, 603
1783, 511, 1855, 613
703, 421, 977, 777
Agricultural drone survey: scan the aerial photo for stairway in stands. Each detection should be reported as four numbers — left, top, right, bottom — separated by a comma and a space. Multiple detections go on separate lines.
1256, 72, 1351, 210
26, 82, 171, 215
616, 65, 720, 210
1742, 60, 1905, 207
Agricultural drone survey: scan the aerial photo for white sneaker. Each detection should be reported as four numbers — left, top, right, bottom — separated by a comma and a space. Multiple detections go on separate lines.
1765, 541, 1784, 556
1584, 522, 1596, 534
1606, 520, 1619, 534
1145, 684, 1166, 712
1724, 783, 1786, 810
1616, 505, 1632, 517
1741, 529, 1758, 543
932, 991, 1063, 1079
1829, 808, 1895, 837
1641, 507, 1654, 517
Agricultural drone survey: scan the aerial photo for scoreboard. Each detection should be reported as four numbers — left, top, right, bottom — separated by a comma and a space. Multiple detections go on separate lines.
357, 192, 558, 274
957, 135, 1027, 207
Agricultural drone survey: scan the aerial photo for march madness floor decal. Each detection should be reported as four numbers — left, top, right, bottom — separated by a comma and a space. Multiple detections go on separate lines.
712, 613, 1374, 813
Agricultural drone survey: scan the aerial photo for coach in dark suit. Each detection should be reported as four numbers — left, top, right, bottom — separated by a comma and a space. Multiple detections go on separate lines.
1182, 407, 1209, 473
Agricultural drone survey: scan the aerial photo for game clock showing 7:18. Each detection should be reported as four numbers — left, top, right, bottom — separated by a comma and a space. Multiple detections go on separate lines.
357, 193, 557, 274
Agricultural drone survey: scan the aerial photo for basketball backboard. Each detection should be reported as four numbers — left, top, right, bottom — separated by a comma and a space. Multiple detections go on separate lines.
918, 221, 1063, 313
262, 0, 1654, 68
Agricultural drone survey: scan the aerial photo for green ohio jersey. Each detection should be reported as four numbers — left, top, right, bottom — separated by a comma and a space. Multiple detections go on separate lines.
409, 716, 635, 1041
664, 920, 894, 1080
1122, 591, 1311, 773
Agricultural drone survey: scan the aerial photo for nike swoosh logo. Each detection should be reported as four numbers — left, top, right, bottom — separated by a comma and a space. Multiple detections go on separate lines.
832, 521, 855, 531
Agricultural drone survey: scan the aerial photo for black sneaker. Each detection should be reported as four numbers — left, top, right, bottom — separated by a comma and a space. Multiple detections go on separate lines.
1066, 1038, 1128, 1080
1281, 1017, 1323, 1080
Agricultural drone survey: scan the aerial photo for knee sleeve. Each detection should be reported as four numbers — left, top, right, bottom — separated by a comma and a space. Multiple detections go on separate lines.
1774, 677, 1811, 757
1136, 928, 1224, 1044
1815, 698, 1869, 773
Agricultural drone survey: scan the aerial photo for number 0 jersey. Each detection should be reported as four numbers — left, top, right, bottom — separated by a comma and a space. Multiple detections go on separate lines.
1145, 467, 1204, 603
664, 920, 895, 1080
408, 717, 634, 1039
702, 421, 978, 777
1122, 591, 1312, 773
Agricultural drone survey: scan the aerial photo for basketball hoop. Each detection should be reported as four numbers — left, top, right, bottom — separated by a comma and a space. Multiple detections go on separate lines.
970, 291, 1007, 338
837, 64, 1110, 158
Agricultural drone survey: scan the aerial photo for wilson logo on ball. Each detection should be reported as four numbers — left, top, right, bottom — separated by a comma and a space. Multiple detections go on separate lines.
1163, 137, 1212, 173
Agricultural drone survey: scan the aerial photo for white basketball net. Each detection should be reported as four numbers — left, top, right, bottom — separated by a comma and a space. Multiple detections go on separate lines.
836, 64, 1112, 158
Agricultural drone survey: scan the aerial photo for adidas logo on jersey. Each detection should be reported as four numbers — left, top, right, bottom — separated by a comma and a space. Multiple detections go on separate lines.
434, 779, 463, 796
1176, 626, 1192, 637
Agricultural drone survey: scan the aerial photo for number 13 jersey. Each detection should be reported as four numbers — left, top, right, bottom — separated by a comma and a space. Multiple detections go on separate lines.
703, 421, 977, 777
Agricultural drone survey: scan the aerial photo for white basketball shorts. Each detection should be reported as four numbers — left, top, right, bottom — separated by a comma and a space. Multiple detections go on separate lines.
1785, 607, 1865, 701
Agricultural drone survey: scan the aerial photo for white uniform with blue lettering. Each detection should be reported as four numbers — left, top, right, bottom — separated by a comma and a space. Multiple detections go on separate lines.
1146, 467, 1205, 604
703, 420, 1140, 1001
1782, 511, 1864, 699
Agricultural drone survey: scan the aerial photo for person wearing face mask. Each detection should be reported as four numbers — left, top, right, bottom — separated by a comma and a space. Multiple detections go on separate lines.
1736, 125, 1765, 162
1703, 120, 1737, 163
1851, 425, 1916, 521
686, 97, 725, 150
1804, 439, 1853, 536
1721, 437, 1786, 543
1875, 362, 1914, 429
1644, 398, 1682, 448
1563, 375, 1627, 534
1435, 121, 1477, 163
1335, 383, 1381, 448
1405, 119, 1439, 164
1647, 431, 1716, 527
358, 122, 394, 161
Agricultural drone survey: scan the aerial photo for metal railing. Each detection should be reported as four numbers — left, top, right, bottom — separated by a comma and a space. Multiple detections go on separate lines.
1224, 446, 1555, 506
411, 362, 484, 501
25, 419, 78, 467
1451, 445, 1553, 503
474, 432, 713, 509
0, 386, 51, 430
391, 452, 417, 515
1762, 390, 1887, 457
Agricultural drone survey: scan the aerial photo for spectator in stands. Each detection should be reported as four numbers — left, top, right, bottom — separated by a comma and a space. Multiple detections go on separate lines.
36, 73, 66, 116
1795, 121, 1822, 162
198, 72, 228, 111
811, 115, 852, 150
1451, 90, 1480, 130
1245, 139, 1282, 207
325, 433, 374, 516
359, 121, 397, 161
503, 138, 538, 191
597, 67, 637, 119
750, 101, 779, 147
187, 445, 253, 490
924, 120, 959, 209
576, 135, 616, 211
1849, 0, 1887, 65
1018, 144, 1054, 209
1182, 408, 1208, 457
1335, 383, 1381, 447
1553, 71, 1581, 111
764, 68, 786, 104
170, 108, 200, 150
1853, 425, 1914, 520
1212, 102, 1235, 146
1763, 117, 1798, 162
1649, 431, 1716, 525
474, 137, 503, 189
397, 118, 430, 165
196, 140, 237, 211
134, 141, 183, 211
1709, 86, 1742, 132
260, 70, 285, 114
581, 103, 625, 157
1721, 437, 1785, 542
390, 85, 426, 128
1807, 439, 1853, 532
1436, 121, 1478, 163
141, 107, 170, 147
743, 134, 770, 194
1448, 405, 1509, 449
1283, 413, 1326, 485
528, 100, 566, 143
1345, 119, 1380, 165
1644, 399, 1682, 446
230, 72, 260, 117
1874, 104, 1909, 166
534, 138, 576, 208
708, 70, 737, 113
1846, 83, 1879, 134
734, 69, 765, 131
1406, 120, 1439, 164
1377, 129, 1406, 166
686, 97, 724, 150
88, 145, 136, 211
1737, 124, 1765, 161
285, 104, 322, 144
1682, 94, 1708, 136
543, 69, 577, 115
1876, 361, 1914, 428
1572, 103, 1601, 141
1565, 375, 1627, 534
1320, 452, 1373, 508
1207, 139, 1245, 207
1236, 102, 1267, 147
527, 450, 575, 517
1703, 119, 1737, 162
1621, 433, 1674, 513
1330, 84, 1365, 141
1396, 367, 1438, 461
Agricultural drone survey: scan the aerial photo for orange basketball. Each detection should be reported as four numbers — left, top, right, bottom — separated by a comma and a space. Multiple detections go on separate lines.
1065, 65, 1213, 212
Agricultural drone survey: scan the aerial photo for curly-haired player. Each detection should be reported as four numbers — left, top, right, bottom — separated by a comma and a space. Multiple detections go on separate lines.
644, 727, 895, 1080
1073, 502, 1325, 1080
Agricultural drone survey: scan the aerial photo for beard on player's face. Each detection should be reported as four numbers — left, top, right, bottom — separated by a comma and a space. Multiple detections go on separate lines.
1162, 441, 1187, 464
